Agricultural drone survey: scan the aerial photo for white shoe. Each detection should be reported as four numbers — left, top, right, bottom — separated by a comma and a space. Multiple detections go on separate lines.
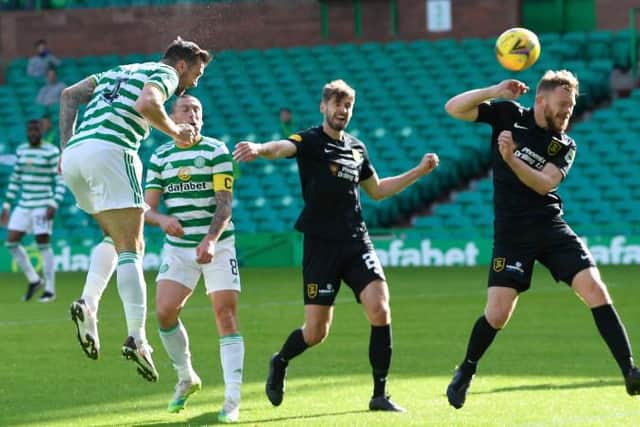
122, 336, 159, 382
70, 299, 99, 359
217, 398, 240, 423
167, 374, 202, 413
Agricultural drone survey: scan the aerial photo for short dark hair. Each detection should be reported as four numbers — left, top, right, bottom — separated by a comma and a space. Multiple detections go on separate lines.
162, 36, 211, 66
322, 79, 356, 103
34, 39, 46, 47
27, 119, 40, 127
536, 70, 580, 96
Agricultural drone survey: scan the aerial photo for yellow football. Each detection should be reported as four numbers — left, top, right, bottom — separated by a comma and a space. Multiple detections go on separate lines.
495, 27, 541, 71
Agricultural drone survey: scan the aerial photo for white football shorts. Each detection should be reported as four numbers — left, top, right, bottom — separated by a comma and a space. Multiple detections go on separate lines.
61, 140, 147, 214
156, 236, 241, 294
8, 206, 53, 235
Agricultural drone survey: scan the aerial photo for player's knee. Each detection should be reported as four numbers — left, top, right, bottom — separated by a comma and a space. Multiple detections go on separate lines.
303, 324, 329, 346
485, 310, 510, 329
368, 302, 391, 325
582, 279, 612, 306
156, 303, 179, 329
214, 305, 237, 331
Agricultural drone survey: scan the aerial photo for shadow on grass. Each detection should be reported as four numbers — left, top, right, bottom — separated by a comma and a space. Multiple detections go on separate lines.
473, 378, 622, 394
132, 409, 370, 426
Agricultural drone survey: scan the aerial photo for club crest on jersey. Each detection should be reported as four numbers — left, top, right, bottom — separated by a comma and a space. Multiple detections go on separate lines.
194, 156, 206, 168
493, 257, 506, 272
307, 283, 318, 299
177, 167, 192, 181
547, 140, 562, 156
352, 149, 362, 162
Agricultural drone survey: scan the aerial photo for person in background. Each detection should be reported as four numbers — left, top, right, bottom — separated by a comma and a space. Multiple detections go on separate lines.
36, 67, 66, 107
27, 39, 60, 80
1, 119, 65, 302
279, 107, 296, 137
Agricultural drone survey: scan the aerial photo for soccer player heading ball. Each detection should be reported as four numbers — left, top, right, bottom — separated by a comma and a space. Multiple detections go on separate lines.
444, 70, 640, 409
61, 37, 211, 381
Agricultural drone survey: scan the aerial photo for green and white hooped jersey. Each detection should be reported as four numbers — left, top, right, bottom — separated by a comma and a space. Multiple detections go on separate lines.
4, 143, 65, 209
66, 62, 179, 152
145, 136, 235, 248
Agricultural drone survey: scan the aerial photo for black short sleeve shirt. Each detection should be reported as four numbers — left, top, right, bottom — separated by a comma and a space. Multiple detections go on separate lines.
476, 100, 577, 231
287, 126, 376, 241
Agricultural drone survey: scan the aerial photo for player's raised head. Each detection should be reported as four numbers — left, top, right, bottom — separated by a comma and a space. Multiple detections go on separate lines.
163, 37, 212, 94
535, 70, 579, 133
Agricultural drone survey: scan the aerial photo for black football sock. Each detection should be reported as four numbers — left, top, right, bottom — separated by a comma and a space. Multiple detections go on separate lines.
592, 304, 635, 376
370, 324, 392, 397
460, 315, 499, 377
278, 328, 309, 364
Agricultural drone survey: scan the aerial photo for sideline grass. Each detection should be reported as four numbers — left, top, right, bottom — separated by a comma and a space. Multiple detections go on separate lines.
1, 265, 638, 426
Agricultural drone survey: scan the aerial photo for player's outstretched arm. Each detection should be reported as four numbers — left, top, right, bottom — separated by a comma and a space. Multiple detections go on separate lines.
498, 131, 563, 195
445, 80, 529, 122
361, 153, 439, 201
144, 189, 184, 237
233, 140, 297, 162
59, 77, 97, 150
134, 84, 195, 147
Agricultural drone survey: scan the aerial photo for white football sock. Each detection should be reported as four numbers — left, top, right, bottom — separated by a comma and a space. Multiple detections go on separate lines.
6, 242, 40, 283
220, 333, 244, 403
116, 251, 146, 343
159, 320, 194, 381
81, 237, 117, 314
38, 244, 55, 293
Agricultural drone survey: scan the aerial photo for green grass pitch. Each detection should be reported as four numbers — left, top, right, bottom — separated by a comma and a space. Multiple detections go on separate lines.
1, 265, 639, 426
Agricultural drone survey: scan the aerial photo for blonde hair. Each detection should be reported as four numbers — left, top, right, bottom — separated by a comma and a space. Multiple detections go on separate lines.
536, 70, 579, 95
322, 79, 356, 103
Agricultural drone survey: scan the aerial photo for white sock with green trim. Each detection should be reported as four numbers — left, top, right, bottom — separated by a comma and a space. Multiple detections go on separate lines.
6, 242, 39, 283
220, 333, 244, 403
38, 244, 55, 293
159, 320, 194, 381
81, 238, 117, 314
116, 251, 146, 342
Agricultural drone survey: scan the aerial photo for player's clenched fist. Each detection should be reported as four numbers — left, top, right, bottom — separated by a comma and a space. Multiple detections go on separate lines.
175, 123, 197, 148
497, 130, 517, 161
417, 153, 439, 175
492, 79, 529, 99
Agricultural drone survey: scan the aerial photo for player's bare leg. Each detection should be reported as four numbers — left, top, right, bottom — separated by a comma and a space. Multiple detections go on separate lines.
93, 208, 157, 381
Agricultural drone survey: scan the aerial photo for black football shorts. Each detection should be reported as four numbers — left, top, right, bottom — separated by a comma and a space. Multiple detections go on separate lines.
488, 218, 595, 292
302, 234, 386, 305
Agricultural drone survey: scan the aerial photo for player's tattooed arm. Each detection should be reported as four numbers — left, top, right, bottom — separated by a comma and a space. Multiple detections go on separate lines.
59, 77, 97, 151
207, 190, 233, 241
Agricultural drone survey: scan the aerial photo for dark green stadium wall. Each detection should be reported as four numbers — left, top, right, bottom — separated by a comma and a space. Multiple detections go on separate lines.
522, 0, 596, 33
